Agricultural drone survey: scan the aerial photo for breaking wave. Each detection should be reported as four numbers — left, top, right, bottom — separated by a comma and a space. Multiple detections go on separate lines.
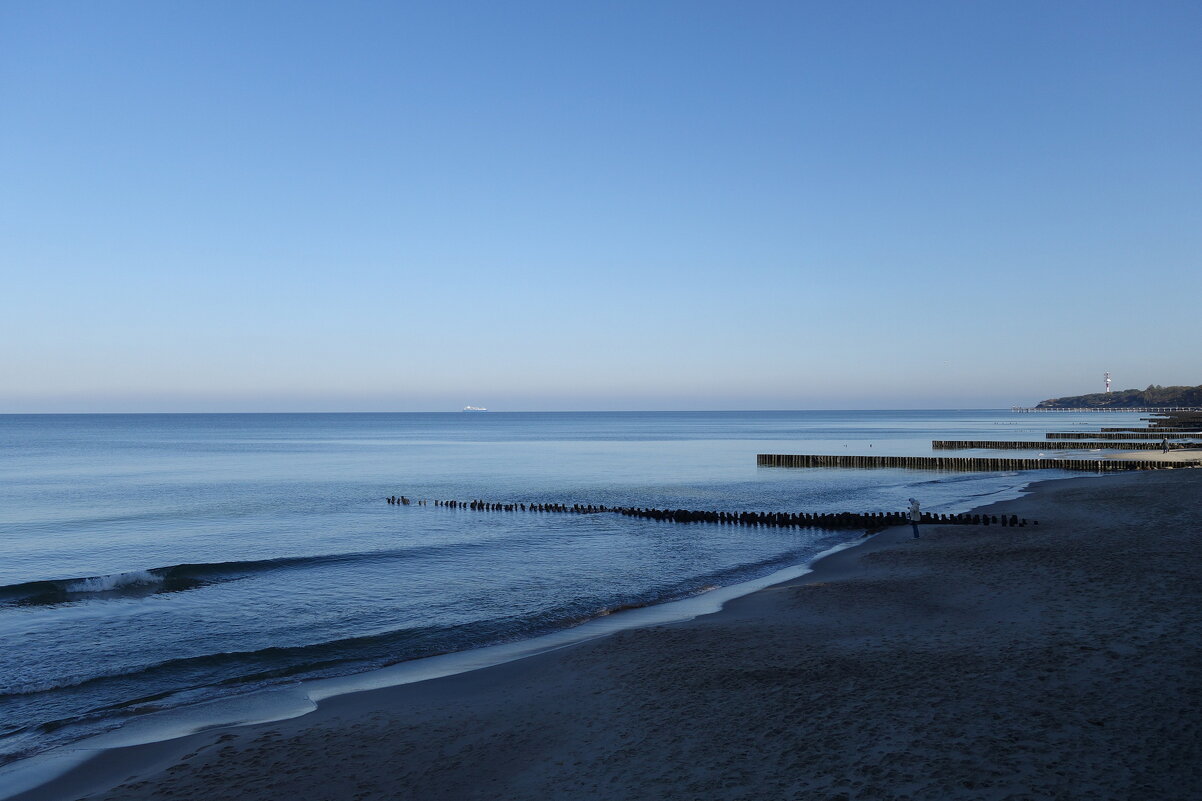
0, 544, 458, 607
64, 570, 163, 594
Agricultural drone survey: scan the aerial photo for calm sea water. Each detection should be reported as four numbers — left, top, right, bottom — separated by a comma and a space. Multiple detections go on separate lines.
0, 410, 1143, 766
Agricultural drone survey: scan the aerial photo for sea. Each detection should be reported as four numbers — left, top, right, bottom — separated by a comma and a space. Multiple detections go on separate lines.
0, 409, 1146, 777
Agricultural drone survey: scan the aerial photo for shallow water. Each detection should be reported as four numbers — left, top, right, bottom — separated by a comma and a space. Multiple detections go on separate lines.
0, 409, 1144, 764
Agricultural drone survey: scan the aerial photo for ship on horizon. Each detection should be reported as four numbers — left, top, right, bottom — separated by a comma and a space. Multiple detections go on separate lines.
463, 406, 487, 412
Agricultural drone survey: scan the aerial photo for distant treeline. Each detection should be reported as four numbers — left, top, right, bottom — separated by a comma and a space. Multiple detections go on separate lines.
1037, 384, 1202, 409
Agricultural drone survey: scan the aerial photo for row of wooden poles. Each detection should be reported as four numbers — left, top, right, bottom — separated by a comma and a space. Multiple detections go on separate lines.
1101, 427, 1202, 432
1046, 431, 1198, 440
756, 454, 1199, 472
1081, 412, 1202, 437
383, 496, 1034, 530
760, 411, 1201, 474
932, 440, 1195, 451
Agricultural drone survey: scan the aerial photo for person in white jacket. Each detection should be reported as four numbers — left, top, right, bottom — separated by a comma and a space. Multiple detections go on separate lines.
908, 498, 922, 539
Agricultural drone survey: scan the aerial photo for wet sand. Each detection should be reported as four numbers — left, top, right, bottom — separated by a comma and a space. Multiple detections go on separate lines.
14, 469, 1202, 801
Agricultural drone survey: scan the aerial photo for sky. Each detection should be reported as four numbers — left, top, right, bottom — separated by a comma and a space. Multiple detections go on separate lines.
2, 1, 1199, 412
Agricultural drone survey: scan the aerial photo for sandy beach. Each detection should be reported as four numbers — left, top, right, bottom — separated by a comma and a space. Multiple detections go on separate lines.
14, 468, 1202, 801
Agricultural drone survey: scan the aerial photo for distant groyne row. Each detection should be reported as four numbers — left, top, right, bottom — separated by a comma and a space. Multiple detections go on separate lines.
383, 496, 1035, 530
1045, 431, 1197, 440
759, 409, 1201, 474
932, 440, 1196, 451
1101, 427, 1202, 433
756, 454, 1198, 472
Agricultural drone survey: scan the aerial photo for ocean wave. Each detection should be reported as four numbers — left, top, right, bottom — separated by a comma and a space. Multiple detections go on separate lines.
0, 622, 452, 700
64, 570, 163, 594
0, 551, 803, 700
0, 571, 199, 607
0, 545, 457, 607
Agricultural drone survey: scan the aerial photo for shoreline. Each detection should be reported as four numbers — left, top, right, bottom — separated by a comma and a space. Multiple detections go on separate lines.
0, 538, 877, 801
0, 476, 1037, 797
11, 468, 1202, 800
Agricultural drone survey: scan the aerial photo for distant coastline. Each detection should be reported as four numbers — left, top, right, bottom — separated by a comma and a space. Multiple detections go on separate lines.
1037, 384, 1202, 409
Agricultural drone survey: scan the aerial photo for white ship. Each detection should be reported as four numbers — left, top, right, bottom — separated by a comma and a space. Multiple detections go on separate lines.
462, 406, 487, 412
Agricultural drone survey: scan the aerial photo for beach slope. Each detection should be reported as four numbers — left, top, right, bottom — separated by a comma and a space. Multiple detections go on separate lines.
19, 470, 1202, 801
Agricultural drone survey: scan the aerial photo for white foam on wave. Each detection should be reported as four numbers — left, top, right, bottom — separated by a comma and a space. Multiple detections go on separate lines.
64, 570, 163, 594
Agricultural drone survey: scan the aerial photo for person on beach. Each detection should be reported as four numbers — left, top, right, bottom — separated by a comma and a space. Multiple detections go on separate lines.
908, 498, 922, 539
1162, 437, 1170, 454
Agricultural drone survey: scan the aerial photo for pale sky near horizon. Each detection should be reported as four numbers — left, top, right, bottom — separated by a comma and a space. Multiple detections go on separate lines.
3, 1, 1200, 412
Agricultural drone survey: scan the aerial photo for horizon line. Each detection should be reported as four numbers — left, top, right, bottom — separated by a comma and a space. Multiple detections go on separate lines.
0, 407, 1062, 416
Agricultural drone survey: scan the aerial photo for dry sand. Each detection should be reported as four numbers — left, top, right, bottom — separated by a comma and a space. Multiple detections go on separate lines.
14, 470, 1202, 801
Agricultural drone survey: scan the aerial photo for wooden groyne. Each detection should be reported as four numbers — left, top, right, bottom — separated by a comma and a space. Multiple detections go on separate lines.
932, 440, 1195, 451
383, 496, 1035, 530
1046, 431, 1198, 440
1100, 427, 1202, 433
756, 454, 1199, 472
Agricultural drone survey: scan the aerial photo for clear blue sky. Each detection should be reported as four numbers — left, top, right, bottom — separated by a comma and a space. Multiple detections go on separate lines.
3, 1, 1199, 412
